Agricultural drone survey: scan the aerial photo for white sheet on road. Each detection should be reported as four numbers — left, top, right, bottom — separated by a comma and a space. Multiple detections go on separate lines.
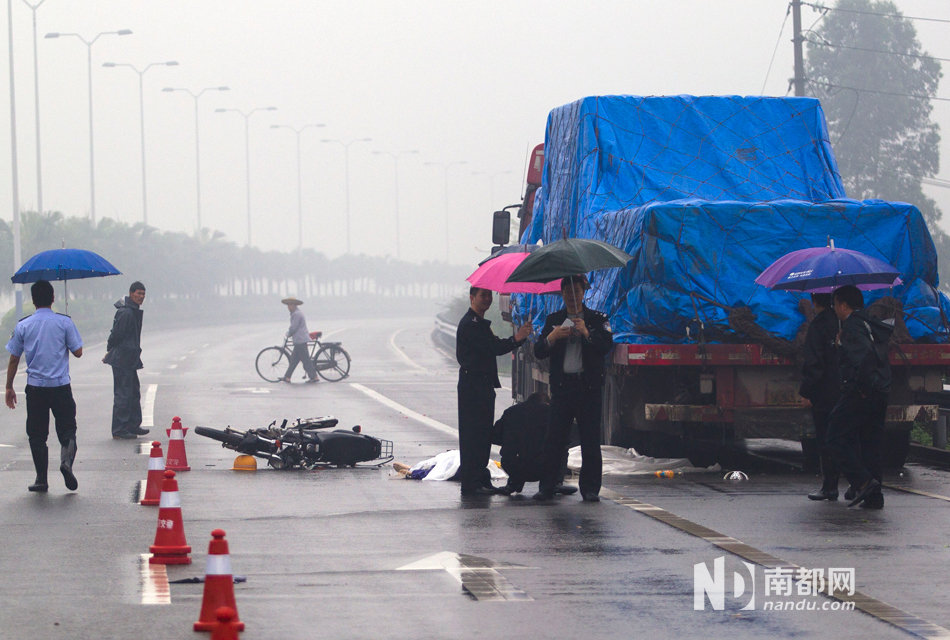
567, 445, 719, 475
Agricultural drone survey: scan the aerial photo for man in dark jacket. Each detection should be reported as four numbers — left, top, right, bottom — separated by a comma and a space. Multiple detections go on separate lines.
533, 275, 614, 502
104, 281, 147, 439
491, 392, 577, 496
827, 285, 892, 509
799, 293, 842, 501
456, 287, 531, 497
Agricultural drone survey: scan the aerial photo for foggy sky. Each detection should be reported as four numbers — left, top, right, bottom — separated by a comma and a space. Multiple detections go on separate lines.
1, 0, 948, 266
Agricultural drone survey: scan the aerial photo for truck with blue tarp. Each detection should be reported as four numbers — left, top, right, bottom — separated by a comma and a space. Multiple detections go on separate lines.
505, 95, 950, 468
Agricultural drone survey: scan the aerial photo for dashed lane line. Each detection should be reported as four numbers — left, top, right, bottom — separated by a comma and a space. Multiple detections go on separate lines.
142, 384, 158, 428
602, 488, 950, 639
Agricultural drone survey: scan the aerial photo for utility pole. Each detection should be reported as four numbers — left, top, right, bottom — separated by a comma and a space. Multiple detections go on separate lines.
791, 0, 806, 96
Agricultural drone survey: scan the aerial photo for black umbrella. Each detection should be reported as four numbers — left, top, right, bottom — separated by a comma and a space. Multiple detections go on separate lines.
505, 238, 632, 284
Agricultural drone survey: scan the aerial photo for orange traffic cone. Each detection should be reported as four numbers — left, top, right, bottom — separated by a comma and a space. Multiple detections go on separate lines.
195, 529, 245, 632
149, 470, 192, 565
165, 416, 191, 471
210, 607, 241, 640
140, 441, 165, 506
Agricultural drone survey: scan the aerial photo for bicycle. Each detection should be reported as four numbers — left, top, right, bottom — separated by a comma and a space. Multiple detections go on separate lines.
255, 331, 351, 383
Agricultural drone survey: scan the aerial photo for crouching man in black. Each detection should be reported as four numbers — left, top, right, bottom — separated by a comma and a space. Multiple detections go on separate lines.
827, 285, 892, 509
532, 275, 613, 502
491, 392, 577, 496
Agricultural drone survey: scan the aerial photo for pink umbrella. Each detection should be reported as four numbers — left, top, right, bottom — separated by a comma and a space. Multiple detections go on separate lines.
466, 252, 562, 294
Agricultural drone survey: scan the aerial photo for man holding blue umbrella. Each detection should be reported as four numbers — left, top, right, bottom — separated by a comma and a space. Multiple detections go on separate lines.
5, 280, 84, 492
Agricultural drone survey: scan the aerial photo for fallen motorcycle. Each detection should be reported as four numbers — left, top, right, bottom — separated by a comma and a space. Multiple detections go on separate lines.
194, 416, 393, 470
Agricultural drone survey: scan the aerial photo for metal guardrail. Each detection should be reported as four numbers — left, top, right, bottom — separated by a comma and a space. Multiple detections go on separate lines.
434, 316, 456, 340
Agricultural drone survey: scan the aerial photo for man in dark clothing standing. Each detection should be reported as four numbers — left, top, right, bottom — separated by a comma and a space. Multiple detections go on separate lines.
104, 281, 148, 439
827, 285, 892, 509
800, 293, 842, 501
533, 275, 614, 502
456, 286, 531, 497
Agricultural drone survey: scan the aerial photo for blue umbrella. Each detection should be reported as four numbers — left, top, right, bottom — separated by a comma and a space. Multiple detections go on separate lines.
12, 248, 121, 311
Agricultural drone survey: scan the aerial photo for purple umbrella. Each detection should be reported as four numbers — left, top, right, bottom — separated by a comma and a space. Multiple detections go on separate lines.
755, 240, 901, 292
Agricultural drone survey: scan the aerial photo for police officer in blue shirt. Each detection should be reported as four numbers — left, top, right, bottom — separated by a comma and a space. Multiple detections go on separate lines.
5, 280, 84, 493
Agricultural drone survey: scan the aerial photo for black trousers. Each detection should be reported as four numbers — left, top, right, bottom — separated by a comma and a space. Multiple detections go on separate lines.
540, 379, 603, 496
25, 384, 77, 482
827, 392, 886, 489
112, 367, 142, 436
812, 404, 840, 489
457, 378, 495, 493
285, 343, 318, 380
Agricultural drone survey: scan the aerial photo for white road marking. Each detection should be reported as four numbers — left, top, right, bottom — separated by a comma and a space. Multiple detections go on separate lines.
167, 364, 177, 370
142, 384, 157, 428
139, 554, 171, 605
397, 551, 532, 602
350, 383, 456, 436
388, 329, 427, 373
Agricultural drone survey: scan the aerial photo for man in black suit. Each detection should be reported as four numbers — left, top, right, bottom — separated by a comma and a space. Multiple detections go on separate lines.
456, 287, 531, 497
532, 275, 614, 502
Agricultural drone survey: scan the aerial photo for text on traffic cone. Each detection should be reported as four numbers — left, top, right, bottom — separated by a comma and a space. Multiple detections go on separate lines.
149, 470, 192, 565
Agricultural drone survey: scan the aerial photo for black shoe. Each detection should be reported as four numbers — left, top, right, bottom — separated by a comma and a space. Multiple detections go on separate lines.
112, 431, 136, 440
128, 427, 150, 436
844, 486, 856, 501
28, 481, 48, 492
60, 463, 78, 491
581, 492, 600, 502
461, 486, 496, 497
859, 492, 884, 509
554, 484, 578, 496
807, 488, 838, 501
848, 479, 881, 507
532, 490, 555, 501
495, 485, 515, 496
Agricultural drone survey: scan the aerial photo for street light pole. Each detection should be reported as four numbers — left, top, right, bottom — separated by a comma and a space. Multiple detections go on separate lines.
425, 160, 467, 262
45, 28, 132, 224
216, 106, 278, 246
103, 60, 178, 225
373, 149, 418, 260
271, 123, 325, 253
321, 138, 371, 255
8, 0, 23, 316
22, 0, 47, 215
162, 86, 229, 232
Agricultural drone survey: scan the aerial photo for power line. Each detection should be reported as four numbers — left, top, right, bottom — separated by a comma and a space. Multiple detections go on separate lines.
761, 2, 791, 94
802, 2, 950, 24
808, 79, 950, 102
804, 35, 950, 64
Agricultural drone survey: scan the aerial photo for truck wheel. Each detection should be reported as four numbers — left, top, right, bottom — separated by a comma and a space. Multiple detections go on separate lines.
881, 430, 911, 469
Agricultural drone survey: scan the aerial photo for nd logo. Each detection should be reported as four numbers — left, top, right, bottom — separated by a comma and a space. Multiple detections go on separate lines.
694, 556, 756, 611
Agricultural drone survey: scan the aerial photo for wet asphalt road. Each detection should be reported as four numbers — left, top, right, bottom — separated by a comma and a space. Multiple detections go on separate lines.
1, 316, 949, 639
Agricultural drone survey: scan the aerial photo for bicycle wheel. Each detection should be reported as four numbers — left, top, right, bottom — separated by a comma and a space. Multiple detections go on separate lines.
194, 426, 245, 449
255, 346, 290, 382
314, 344, 351, 382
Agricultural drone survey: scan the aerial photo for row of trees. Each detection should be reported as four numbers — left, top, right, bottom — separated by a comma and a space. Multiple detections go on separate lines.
0, 211, 470, 305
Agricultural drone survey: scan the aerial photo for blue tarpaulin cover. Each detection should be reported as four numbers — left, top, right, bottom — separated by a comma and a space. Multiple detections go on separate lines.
517, 95, 950, 344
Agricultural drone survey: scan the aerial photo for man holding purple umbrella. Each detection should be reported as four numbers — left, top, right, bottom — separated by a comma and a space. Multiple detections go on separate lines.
826, 285, 892, 509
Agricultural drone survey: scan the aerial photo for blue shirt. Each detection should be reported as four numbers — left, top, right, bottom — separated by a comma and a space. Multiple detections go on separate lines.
6, 308, 83, 387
